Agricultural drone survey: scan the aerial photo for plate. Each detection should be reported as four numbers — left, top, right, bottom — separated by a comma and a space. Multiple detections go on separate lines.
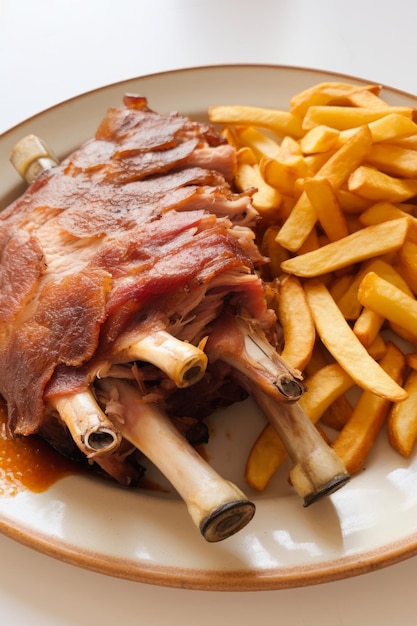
2, 65, 417, 592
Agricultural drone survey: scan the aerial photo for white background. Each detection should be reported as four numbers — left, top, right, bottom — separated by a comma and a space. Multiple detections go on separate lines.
2, 1, 417, 624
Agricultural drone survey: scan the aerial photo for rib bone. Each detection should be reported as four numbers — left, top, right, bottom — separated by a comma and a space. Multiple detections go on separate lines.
97, 378, 255, 542
206, 311, 304, 402
52, 389, 122, 458
249, 385, 350, 505
10, 134, 58, 183
115, 329, 208, 388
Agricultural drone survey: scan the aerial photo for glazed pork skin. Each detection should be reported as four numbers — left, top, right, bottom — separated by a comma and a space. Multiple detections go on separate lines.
1, 94, 274, 452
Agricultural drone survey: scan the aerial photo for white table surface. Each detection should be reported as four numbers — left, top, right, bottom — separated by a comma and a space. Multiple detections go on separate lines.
2, 1, 417, 624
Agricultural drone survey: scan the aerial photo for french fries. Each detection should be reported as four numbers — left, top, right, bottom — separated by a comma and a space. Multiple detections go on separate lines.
280, 218, 408, 277
209, 79, 417, 490
276, 274, 315, 371
304, 279, 407, 402
358, 272, 417, 342
388, 369, 417, 457
332, 342, 406, 474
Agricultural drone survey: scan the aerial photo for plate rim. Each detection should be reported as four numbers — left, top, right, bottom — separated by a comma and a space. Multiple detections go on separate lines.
3, 508, 417, 591
2, 63, 417, 591
2, 62, 417, 138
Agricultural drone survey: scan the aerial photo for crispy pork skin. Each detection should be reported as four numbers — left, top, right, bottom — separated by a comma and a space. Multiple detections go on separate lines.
2, 95, 275, 452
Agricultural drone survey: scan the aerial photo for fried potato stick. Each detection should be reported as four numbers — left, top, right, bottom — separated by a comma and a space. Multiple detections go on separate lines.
304, 279, 407, 402
357, 272, 417, 342
332, 342, 406, 474
277, 274, 315, 371
280, 218, 408, 278
208, 105, 304, 138
388, 370, 417, 457
276, 125, 372, 252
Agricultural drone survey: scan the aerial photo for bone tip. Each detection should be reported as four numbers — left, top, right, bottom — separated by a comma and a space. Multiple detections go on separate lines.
10, 134, 58, 182
200, 500, 256, 542
176, 359, 207, 388
84, 428, 121, 456
276, 376, 305, 401
302, 473, 351, 507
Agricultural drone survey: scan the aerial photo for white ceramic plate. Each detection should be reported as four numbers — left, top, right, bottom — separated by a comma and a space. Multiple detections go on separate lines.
2, 65, 417, 592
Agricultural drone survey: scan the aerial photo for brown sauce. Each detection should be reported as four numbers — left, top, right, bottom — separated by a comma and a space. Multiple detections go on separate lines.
0, 401, 79, 496
0, 399, 210, 497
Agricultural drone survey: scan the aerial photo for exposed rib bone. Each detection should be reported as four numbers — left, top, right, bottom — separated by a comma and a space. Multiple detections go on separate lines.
52, 389, 122, 458
206, 311, 304, 402
248, 384, 350, 505
96, 378, 255, 542
115, 329, 208, 388
10, 134, 58, 183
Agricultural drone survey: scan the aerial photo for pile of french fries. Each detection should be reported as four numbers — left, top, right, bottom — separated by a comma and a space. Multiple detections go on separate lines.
209, 81, 417, 491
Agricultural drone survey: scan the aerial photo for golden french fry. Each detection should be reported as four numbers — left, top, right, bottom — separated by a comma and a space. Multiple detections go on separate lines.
261, 225, 291, 279
280, 218, 409, 278
356, 259, 416, 344
289, 82, 381, 117
336, 260, 380, 320
338, 113, 417, 147
391, 133, 417, 149
302, 105, 415, 131
259, 155, 307, 197
357, 271, 417, 342
235, 161, 281, 218
388, 369, 417, 457
358, 202, 415, 238
277, 274, 316, 371
304, 279, 407, 401
365, 258, 414, 295
304, 150, 336, 175
280, 135, 303, 157
348, 165, 417, 202
353, 307, 384, 347
208, 105, 304, 138
320, 394, 353, 431
332, 342, 406, 474
367, 333, 387, 360
220, 126, 239, 148
236, 145, 258, 165
303, 176, 349, 242
244, 362, 354, 490
338, 113, 417, 145
276, 125, 373, 251
234, 126, 281, 159
337, 257, 413, 322
397, 240, 417, 294
346, 89, 388, 109
336, 189, 371, 213
366, 143, 417, 178
329, 273, 355, 302
300, 125, 339, 154
244, 423, 285, 491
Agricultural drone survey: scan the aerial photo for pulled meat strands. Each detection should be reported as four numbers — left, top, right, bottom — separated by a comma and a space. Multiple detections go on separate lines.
97, 377, 255, 542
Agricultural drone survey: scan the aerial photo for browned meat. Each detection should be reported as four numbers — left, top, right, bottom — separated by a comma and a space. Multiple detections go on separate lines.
4, 95, 349, 541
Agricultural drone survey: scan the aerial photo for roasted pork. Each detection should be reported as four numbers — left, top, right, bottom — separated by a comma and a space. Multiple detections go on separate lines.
5, 95, 349, 540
